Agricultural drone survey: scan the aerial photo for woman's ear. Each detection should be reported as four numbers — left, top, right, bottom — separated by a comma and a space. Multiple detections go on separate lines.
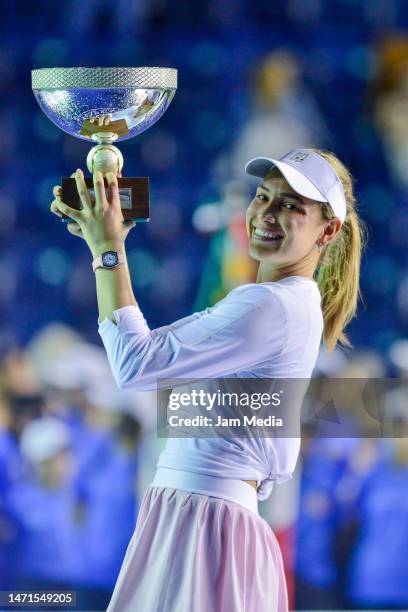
321, 218, 342, 248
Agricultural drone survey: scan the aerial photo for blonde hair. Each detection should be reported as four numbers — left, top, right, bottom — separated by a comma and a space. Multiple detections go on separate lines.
311, 149, 366, 352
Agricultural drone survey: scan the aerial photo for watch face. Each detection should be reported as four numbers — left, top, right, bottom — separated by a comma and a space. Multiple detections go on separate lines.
102, 251, 119, 268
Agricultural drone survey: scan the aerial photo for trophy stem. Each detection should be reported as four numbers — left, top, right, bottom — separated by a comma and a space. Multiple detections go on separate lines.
86, 135, 124, 176
92, 131, 118, 144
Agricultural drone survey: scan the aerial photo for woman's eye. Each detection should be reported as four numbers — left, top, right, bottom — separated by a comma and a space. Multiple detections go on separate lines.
282, 201, 303, 212
254, 194, 304, 212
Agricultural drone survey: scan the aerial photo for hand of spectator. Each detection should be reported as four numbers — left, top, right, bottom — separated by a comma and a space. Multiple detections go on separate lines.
50, 169, 136, 257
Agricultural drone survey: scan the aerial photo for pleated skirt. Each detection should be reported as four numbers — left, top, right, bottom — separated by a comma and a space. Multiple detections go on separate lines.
107, 475, 288, 612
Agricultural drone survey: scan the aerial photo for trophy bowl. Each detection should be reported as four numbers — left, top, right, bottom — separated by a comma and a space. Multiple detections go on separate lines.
32, 67, 178, 221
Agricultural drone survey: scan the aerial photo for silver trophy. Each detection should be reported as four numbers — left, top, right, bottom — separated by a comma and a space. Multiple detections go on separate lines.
31, 67, 178, 221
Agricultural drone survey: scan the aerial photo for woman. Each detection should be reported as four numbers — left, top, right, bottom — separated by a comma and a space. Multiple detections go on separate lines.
51, 148, 364, 612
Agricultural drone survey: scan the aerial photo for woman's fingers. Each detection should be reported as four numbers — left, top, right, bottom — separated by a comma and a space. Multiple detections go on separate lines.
50, 200, 63, 218
51, 185, 81, 221
66, 223, 84, 238
74, 169, 93, 212
53, 198, 82, 222
93, 171, 107, 213
51, 186, 63, 217
89, 114, 111, 126
106, 172, 121, 210
124, 220, 136, 229
123, 220, 137, 235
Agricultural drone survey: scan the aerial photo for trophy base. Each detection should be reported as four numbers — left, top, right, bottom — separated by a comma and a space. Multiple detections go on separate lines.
61, 177, 150, 222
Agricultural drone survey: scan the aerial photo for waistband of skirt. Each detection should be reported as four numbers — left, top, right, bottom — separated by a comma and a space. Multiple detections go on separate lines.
150, 467, 258, 515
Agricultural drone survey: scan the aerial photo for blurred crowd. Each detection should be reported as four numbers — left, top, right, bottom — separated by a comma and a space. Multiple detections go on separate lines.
296, 433, 408, 610
293, 351, 408, 610
0, 326, 156, 609
2, 0, 408, 609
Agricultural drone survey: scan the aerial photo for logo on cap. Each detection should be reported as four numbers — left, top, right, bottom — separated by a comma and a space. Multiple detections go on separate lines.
290, 152, 309, 162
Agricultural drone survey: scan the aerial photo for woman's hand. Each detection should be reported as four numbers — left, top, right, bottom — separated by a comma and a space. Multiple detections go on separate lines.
50, 169, 135, 257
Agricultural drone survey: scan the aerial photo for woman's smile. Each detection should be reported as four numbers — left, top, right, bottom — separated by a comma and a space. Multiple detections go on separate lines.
251, 224, 285, 245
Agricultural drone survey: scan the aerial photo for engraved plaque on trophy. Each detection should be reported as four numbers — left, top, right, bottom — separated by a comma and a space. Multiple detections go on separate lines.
31, 67, 178, 222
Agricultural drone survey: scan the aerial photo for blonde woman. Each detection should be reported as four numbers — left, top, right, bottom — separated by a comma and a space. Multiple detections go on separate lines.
51, 148, 364, 612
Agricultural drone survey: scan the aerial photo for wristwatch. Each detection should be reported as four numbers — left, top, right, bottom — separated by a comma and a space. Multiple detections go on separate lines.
92, 250, 124, 272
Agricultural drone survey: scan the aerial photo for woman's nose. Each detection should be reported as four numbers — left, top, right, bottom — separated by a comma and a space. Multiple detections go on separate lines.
260, 204, 278, 223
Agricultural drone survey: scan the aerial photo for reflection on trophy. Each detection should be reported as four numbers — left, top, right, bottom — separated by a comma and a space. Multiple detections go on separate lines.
31, 67, 178, 222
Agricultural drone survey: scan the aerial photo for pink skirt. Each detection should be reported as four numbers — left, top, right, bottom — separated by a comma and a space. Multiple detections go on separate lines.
107, 470, 288, 612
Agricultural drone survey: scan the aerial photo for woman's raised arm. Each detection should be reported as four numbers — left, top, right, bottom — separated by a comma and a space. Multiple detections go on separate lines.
51, 169, 138, 322
98, 284, 287, 391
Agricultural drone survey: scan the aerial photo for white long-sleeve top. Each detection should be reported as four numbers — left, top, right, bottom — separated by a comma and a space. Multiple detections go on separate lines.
98, 275, 323, 500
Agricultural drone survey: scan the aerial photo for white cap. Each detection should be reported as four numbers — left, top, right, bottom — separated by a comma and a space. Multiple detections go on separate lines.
245, 148, 347, 223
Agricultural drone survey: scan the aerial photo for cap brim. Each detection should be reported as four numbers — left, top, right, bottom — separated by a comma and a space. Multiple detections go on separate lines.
245, 157, 327, 203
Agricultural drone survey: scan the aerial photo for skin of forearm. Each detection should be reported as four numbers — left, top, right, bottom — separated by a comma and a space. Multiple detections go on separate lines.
92, 242, 137, 323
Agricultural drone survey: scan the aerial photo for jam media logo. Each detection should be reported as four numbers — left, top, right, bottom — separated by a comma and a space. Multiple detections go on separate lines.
290, 152, 309, 162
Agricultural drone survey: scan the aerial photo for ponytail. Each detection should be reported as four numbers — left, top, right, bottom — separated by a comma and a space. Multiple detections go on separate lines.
311, 149, 366, 352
